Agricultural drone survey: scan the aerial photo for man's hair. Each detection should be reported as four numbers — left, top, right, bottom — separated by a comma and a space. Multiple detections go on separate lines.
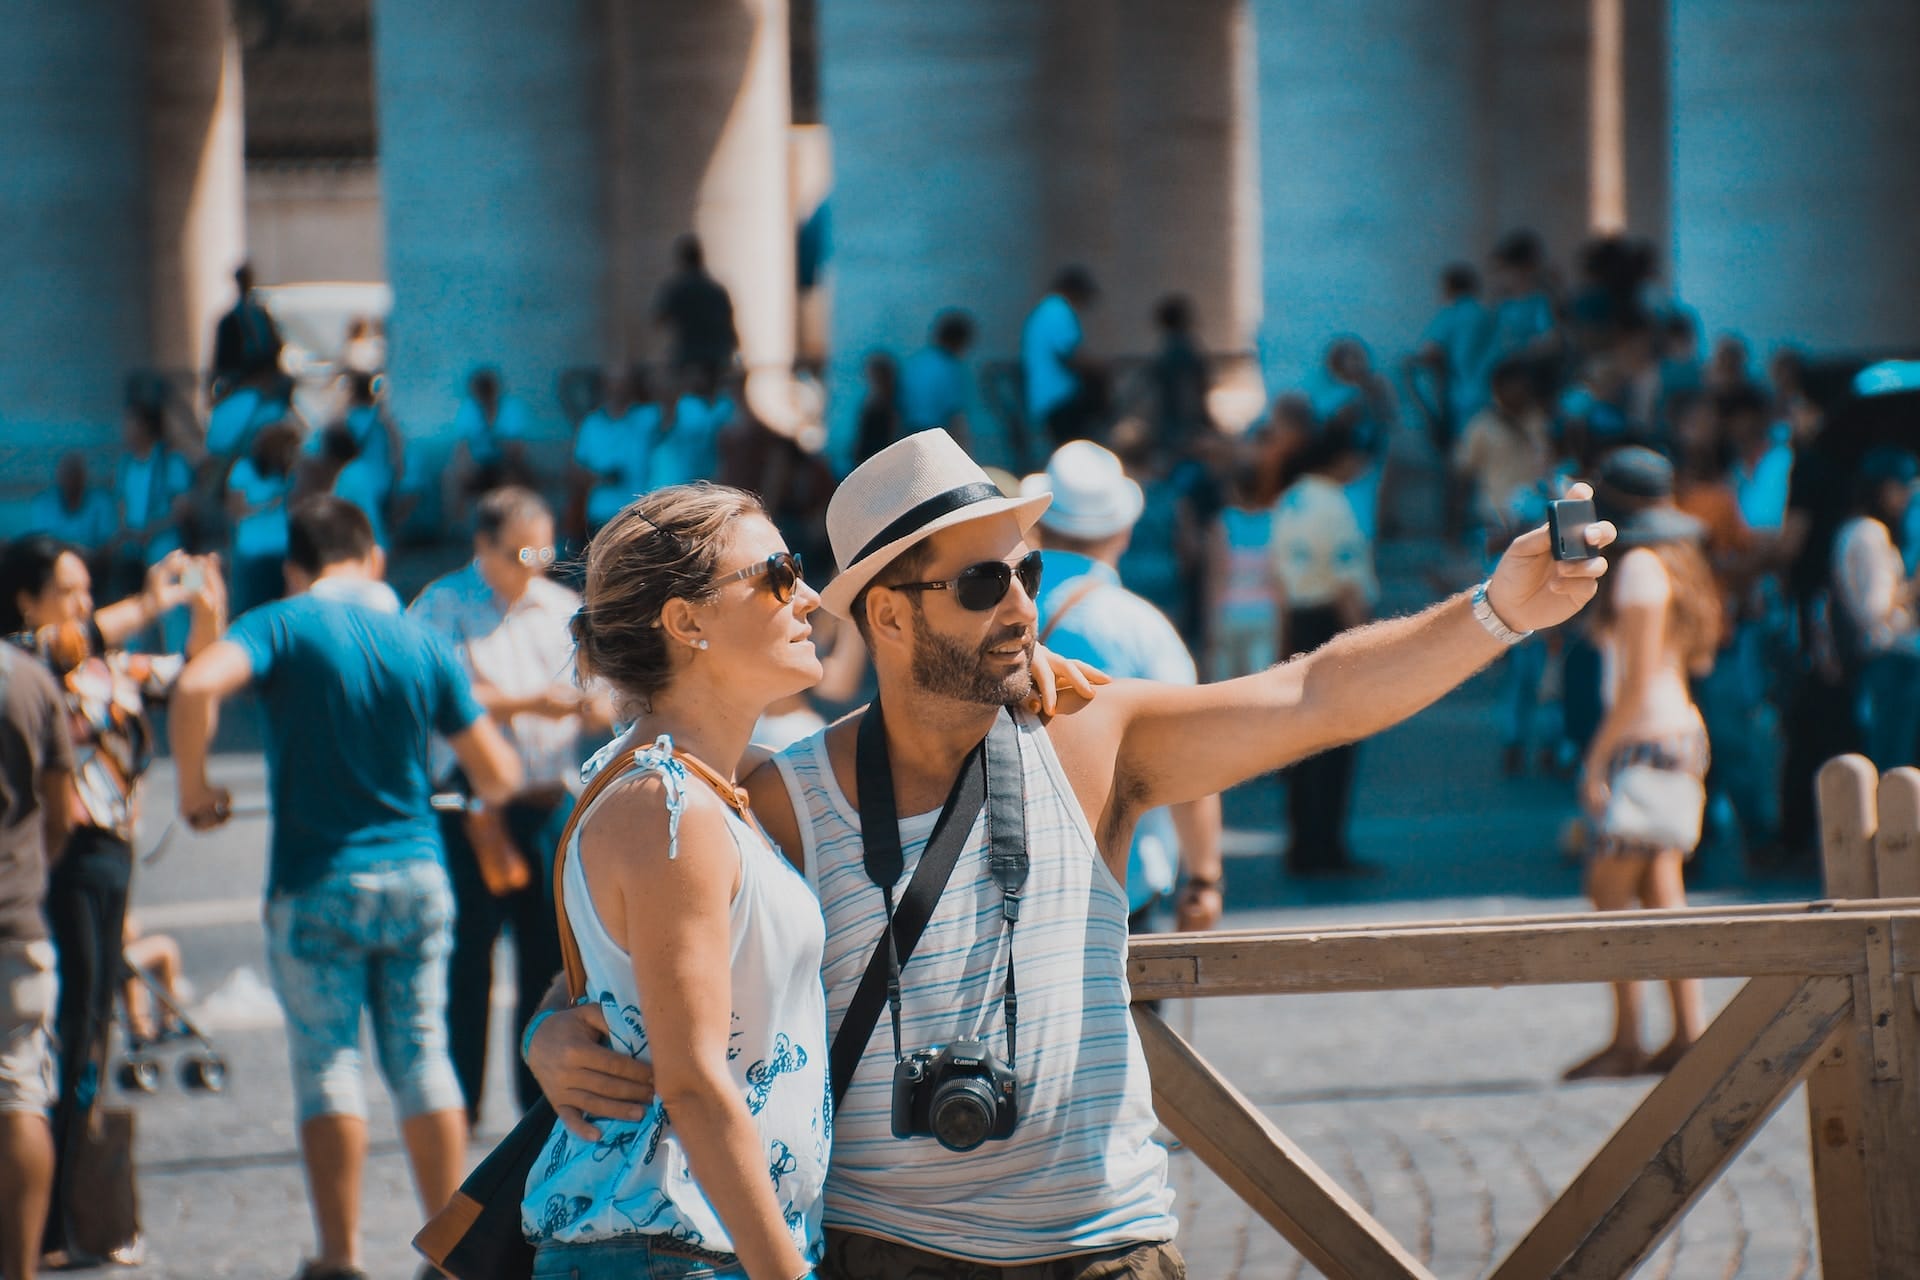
1492, 228, 1543, 270
1053, 265, 1098, 303
1441, 263, 1479, 296
850, 538, 937, 645
932, 309, 976, 351
475, 486, 552, 543
1153, 294, 1194, 333
675, 234, 704, 270
287, 496, 376, 574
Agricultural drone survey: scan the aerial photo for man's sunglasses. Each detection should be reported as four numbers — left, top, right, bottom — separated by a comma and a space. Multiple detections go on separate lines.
714, 551, 806, 603
889, 550, 1044, 612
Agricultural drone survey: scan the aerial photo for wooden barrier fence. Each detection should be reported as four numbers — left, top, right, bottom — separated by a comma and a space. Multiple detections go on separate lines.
1131, 756, 1920, 1278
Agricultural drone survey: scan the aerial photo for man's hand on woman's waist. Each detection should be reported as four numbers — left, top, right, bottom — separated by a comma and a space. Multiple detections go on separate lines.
526, 1001, 658, 1142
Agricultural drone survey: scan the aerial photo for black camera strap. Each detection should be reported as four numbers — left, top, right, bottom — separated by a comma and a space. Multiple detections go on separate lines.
829, 702, 1026, 1110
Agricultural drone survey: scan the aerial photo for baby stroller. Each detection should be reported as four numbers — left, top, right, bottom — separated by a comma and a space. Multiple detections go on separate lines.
113, 951, 228, 1094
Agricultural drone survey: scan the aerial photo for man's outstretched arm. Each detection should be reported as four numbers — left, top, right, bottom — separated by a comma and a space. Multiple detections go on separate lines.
1105, 493, 1615, 814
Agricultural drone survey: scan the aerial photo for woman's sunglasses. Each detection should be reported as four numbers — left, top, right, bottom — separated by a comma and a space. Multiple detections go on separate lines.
713, 551, 806, 603
890, 550, 1044, 612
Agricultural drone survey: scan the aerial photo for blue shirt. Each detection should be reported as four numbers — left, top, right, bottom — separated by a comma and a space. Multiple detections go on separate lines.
1733, 437, 1794, 533
899, 347, 967, 432
229, 583, 485, 897
1034, 550, 1198, 911
1419, 297, 1491, 423
1021, 294, 1083, 419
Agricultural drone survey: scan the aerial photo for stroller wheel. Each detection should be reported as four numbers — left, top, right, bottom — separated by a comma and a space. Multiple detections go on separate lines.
181, 1054, 227, 1094
117, 1057, 161, 1094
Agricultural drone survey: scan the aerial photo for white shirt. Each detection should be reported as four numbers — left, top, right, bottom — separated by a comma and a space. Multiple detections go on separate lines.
1021, 294, 1083, 420
407, 563, 585, 787
573, 404, 661, 526
1598, 547, 1708, 737
1834, 516, 1919, 657
1269, 475, 1377, 609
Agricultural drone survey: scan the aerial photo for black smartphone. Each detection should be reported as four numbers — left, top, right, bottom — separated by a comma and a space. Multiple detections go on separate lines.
1547, 498, 1598, 561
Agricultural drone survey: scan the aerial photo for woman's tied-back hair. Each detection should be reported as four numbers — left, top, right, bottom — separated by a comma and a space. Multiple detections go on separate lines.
571, 483, 768, 712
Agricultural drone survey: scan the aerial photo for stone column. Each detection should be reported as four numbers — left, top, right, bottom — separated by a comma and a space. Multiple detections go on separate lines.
603, 0, 795, 374
1254, 0, 1487, 388
1672, 0, 1920, 351
819, 0, 1052, 459
1106, 0, 1260, 356
1483, 0, 1590, 259
372, 0, 608, 457
148, 0, 248, 396
1621, 0, 1669, 254
0, 3, 149, 451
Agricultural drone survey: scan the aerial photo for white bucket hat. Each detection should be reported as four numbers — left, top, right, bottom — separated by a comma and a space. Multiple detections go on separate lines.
820, 430, 1052, 618
1019, 440, 1145, 541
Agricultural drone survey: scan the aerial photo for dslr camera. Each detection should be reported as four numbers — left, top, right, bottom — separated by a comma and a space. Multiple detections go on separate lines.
890, 1040, 1019, 1152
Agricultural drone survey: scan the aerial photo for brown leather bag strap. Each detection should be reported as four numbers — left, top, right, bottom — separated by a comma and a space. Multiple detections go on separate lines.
1038, 577, 1106, 646
549, 745, 754, 1001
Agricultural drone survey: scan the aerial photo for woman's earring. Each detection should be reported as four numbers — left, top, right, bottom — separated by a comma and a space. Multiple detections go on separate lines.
693, 639, 710, 651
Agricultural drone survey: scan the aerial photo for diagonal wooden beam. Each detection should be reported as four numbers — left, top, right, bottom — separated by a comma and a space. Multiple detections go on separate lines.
1133, 1008, 1436, 1280
1489, 974, 1851, 1279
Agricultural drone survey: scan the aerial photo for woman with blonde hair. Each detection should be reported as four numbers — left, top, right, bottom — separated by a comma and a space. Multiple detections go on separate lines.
521, 483, 832, 1280
1566, 448, 1723, 1080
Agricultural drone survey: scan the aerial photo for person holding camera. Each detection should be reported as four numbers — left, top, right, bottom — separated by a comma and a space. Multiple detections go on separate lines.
528, 430, 1616, 1278
0, 537, 224, 1265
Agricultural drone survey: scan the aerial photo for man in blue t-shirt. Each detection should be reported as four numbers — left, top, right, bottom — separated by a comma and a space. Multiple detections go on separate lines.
169, 497, 521, 1280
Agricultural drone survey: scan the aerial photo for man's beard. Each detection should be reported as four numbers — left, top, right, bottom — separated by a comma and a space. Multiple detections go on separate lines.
910, 622, 1036, 707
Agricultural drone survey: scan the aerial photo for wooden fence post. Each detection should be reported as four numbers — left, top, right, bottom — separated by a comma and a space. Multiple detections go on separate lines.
1808, 755, 1877, 1280
1857, 767, 1920, 1271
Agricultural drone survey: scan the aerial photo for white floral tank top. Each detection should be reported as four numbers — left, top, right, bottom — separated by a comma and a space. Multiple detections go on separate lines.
521, 737, 831, 1262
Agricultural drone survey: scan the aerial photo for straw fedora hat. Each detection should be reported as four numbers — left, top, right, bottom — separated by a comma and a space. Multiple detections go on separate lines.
819, 430, 1052, 618
1019, 440, 1145, 541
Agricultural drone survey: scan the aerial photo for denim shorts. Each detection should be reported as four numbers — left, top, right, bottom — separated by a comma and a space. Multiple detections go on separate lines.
0, 939, 57, 1114
264, 859, 464, 1123
532, 1237, 746, 1280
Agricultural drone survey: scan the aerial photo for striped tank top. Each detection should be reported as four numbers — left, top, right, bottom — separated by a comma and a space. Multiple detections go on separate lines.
522, 738, 831, 1261
772, 710, 1176, 1263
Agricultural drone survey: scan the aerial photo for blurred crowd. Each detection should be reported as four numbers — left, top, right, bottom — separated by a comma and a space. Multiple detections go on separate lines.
26, 223, 1920, 885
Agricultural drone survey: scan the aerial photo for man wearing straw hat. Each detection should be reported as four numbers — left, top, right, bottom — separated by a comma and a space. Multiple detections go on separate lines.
531, 429, 1616, 1278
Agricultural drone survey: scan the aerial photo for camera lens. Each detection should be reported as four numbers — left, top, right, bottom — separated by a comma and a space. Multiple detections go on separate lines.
929, 1076, 998, 1152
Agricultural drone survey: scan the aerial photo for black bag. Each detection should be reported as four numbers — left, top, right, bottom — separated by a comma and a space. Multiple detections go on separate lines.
412, 1101, 552, 1279
64, 1106, 140, 1261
